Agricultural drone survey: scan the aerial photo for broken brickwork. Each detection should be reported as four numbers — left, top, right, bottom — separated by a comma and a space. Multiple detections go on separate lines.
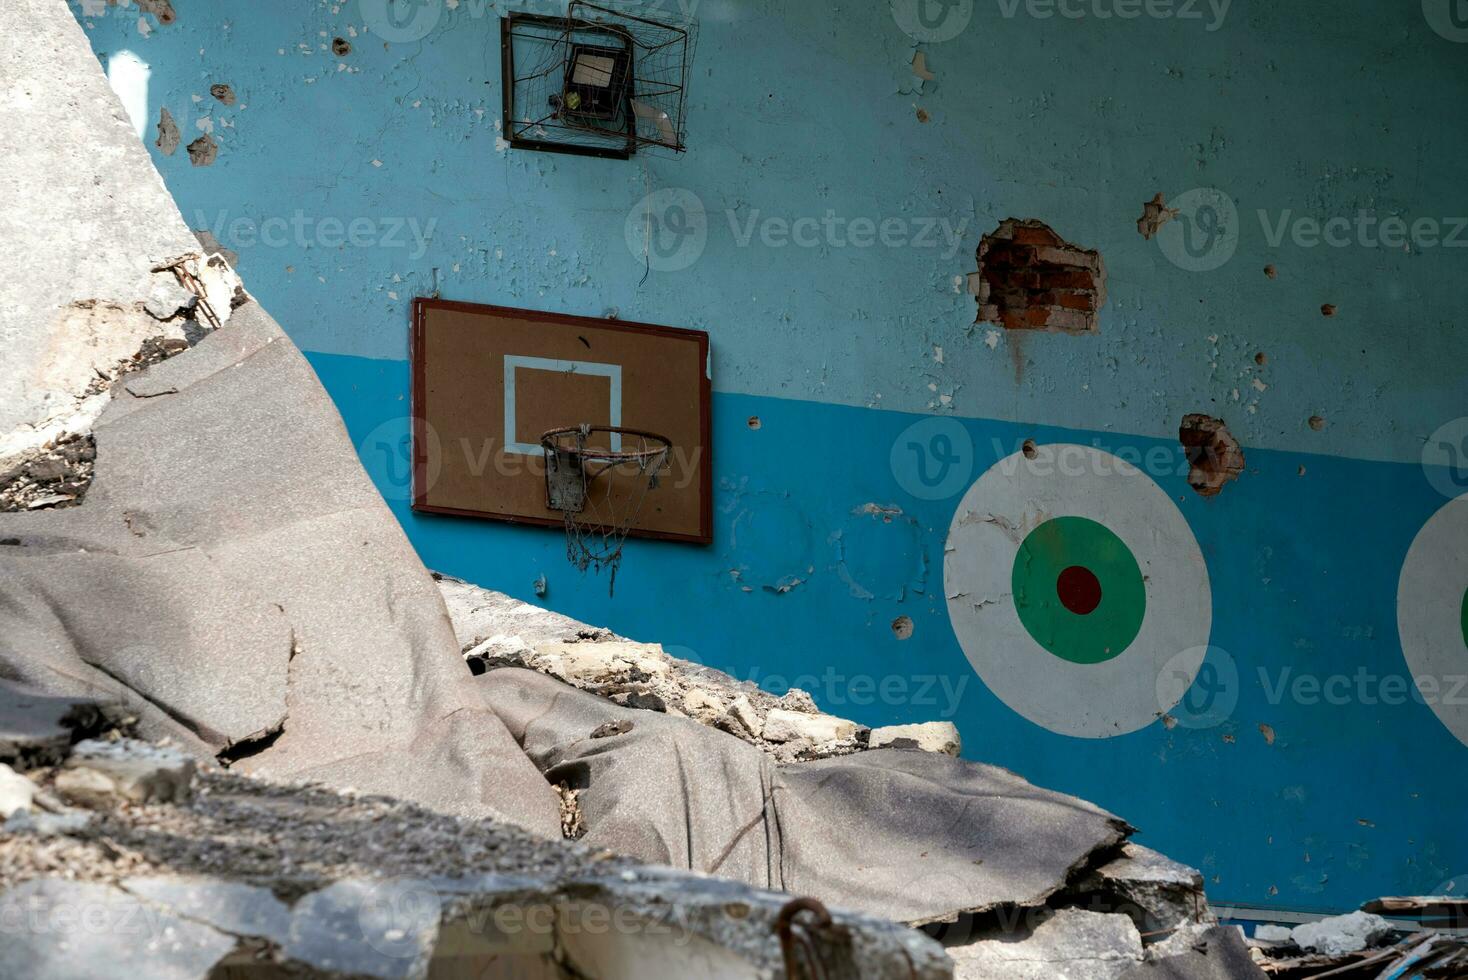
974, 219, 1106, 334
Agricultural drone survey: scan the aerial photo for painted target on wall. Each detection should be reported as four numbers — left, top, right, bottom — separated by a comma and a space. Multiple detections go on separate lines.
1398, 493, 1468, 749
944, 444, 1212, 738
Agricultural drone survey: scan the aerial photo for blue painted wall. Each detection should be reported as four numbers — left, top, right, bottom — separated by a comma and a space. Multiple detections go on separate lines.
78, 0, 1468, 913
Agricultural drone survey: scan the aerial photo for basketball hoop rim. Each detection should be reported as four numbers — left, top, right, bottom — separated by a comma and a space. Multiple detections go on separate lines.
540, 425, 672, 466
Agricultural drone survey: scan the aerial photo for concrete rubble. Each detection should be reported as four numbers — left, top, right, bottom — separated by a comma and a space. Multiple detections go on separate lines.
0, 726, 950, 979
444, 574, 964, 763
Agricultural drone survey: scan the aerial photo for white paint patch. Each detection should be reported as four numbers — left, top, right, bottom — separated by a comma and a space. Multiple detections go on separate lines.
943, 445, 1212, 738
1398, 494, 1468, 749
984, 330, 1001, 350
105, 51, 151, 139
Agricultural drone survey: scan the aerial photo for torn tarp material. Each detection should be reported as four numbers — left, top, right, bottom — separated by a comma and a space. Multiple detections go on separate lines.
484, 667, 1132, 925
0, 305, 563, 836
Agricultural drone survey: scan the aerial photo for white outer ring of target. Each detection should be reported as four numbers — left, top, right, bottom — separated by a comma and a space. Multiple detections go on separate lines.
1397, 493, 1468, 749
943, 444, 1213, 738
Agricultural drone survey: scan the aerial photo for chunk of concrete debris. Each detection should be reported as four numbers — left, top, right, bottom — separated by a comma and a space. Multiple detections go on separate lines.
4, 808, 94, 837
1290, 910, 1393, 956
724, 694, 764, 737
1123, 924, 1267, 979
1253, 924, 1292, 943
1075, 843, 1213, 934
948, 908, 1144, 980
870, 721, 961, 756
533, 640, 674, 686
0, 762, 36, 818
763, 707, 858, 745
57, 738, 195, 806
0, 879, 237, 980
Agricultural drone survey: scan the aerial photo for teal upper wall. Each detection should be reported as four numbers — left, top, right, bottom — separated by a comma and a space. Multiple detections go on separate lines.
76, 0, 1468, 464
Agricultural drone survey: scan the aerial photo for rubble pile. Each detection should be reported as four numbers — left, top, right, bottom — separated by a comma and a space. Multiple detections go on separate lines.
0, 434, 96, 512
442, 574, 962, 762
0, 684, 950, 979
1245, 906, 1468, 977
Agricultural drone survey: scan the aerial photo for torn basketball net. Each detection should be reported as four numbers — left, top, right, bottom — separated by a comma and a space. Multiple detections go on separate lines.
542, 425, 671, 595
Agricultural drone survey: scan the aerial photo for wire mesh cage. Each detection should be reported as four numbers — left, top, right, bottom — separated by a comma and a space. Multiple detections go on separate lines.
501, 2, 697, 160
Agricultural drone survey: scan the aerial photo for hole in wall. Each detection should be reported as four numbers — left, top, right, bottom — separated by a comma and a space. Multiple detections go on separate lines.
1264, 264, 1277, 279
747, 416, 761, 430
1179, 414, 1245, 497
973, 219, 1106, 335
891, 616, 914, 640
1021, 439, 1038, 459
1320, 303, 1337, 317
332, 37, 353, 57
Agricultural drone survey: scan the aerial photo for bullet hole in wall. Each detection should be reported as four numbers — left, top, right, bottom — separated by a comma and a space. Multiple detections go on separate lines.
1179, 414, 1245, 497
1264, 264, 1277, 279
1022, 439, 1038, 459
747, 416, 761, 430
1308, 416, 1326, 431
332, 37, 353, 57
973, 219, 1106, 335
1136, 193, 1178, 239
210, 83, 236, 106
187, 134, 218, 167
1321, 304, 1337, 317
155, 107, 180, 155
1255, 352, 1267, 366
138, 0, 176, 25
891, 616, 914, 640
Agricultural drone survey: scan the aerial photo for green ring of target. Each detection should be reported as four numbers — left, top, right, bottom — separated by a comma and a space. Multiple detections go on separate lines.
1461, 586, 1468, 650
1011, 516, 1147, 665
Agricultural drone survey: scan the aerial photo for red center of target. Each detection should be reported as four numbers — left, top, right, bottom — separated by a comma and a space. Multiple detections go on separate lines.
1057, 565, 1103, 616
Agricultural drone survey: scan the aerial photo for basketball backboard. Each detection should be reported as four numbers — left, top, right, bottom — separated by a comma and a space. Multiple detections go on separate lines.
410, 299, 711, 543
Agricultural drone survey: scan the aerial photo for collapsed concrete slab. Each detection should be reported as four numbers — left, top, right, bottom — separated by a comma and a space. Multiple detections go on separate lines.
0, 764, 954, 979
1074, 843, 1217, 935
945, 908, 1144, 980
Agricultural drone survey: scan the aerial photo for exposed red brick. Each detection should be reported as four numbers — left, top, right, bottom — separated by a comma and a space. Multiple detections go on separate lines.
973, 219, 1106, 336
1180, 414, 1245, 497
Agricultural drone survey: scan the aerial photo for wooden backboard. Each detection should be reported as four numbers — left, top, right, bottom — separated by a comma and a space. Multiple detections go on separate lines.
410, 299, 711, 544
